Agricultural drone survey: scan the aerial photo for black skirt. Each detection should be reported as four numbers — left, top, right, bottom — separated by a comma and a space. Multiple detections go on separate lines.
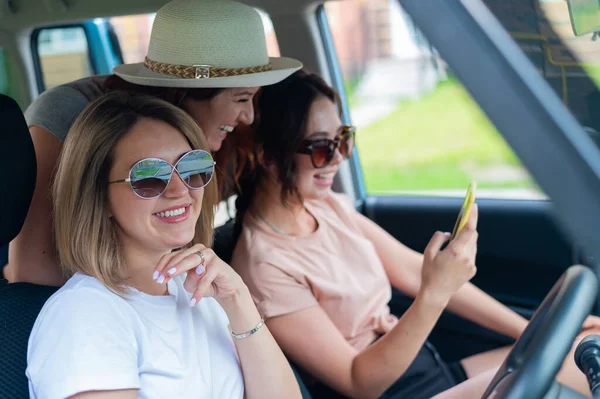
306, 341, 468, 399
378, 341, 468, 399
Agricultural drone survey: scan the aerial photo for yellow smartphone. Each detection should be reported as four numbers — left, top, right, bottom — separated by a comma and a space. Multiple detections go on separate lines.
450, 182, 477, 240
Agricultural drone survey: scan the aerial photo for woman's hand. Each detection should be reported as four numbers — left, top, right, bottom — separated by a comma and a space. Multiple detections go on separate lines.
581, 315, 600, 331
152, 244, 245, 306
419, 204, 479, 306
575, 315, 600, 343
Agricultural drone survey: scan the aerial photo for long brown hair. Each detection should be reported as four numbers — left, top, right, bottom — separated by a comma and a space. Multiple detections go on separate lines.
54, 91, 218, 293
233, 71, 341, 239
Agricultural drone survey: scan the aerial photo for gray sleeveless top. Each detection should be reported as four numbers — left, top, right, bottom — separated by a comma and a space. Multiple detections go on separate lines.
24, 75, 109, 142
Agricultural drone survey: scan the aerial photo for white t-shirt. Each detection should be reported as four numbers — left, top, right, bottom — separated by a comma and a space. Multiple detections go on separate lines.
26, 273, 244, 399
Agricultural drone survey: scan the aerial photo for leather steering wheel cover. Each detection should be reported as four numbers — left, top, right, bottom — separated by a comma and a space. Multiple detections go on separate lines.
482, 265, 598, 399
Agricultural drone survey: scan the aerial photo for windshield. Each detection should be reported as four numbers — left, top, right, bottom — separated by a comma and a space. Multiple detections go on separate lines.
488, 0, 600, 140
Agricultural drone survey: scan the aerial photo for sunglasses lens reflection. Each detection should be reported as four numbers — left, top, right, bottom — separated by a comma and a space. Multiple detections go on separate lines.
130, 159, 171, 198
176, 150, 215, 189
128, 151, 215, 198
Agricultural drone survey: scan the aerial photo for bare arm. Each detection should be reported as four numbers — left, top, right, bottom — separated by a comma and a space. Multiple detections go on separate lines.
7, 126, 65, 285
70, 390, 137, 399
220, 287, 302, 399
267, 292, 448, 399
354, 210, 528, 340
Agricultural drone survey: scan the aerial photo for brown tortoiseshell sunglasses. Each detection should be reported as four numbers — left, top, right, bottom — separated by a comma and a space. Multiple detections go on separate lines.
296, 125, 356, 168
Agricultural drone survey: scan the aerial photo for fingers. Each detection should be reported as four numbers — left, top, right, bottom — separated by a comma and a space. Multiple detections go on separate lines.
167, 248, 209, 278
183, 253, 214, 293
450, 204, 479, 251
424, 231, 451, 260
189, 264, 220, 306
153, 252, 177, 284
582, 316, 600, 330
467, 203, 479, 229
153, 244, 209, 284
166, 245, 206, 275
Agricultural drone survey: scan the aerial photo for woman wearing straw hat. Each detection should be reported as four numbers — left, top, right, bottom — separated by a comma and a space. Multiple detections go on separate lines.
26, 91, 303, 399
6, 0, 302, 287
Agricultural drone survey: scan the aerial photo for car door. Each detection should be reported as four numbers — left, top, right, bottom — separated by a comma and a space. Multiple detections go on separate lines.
318, 0, 600, 362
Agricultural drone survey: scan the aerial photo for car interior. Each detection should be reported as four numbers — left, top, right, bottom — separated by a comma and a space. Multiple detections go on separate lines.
3, 0, 600, 398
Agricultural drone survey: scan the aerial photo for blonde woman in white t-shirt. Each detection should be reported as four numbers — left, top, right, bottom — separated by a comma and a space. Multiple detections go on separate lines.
26, 91, 301, 399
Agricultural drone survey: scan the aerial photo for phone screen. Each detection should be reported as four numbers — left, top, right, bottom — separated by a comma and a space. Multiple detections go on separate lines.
450, 182, 476, 240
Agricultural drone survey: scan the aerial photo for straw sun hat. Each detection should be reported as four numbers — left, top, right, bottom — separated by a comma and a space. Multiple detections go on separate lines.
114, 0, 303, 88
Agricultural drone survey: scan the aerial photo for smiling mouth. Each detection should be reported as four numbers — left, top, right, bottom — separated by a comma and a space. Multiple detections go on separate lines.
153, 206, 187, 218
219, 125, 234, 133
315, 172, 336, 180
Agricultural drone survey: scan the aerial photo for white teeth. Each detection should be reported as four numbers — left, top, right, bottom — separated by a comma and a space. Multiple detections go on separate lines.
219, 125, 234, 133
155, 207, 186, 218
316, 173, 335, 179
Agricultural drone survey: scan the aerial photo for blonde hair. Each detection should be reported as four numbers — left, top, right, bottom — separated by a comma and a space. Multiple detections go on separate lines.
53, 91, 217, 293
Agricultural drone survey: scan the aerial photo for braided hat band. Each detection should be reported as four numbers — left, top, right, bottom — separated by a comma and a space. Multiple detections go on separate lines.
144, 57, 273, 80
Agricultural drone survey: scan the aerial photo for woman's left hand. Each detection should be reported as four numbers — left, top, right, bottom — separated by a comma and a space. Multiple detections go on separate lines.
575, 315, 600, 343
581, 315, 600, 331
152, 243, 246, 306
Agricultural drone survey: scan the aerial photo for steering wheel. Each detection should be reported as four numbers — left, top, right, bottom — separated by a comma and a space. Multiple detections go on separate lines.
482, 265, 598, 399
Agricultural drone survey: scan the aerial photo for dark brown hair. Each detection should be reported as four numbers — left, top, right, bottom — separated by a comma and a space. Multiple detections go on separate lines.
233, 70, 341, 239
104, 75, 222, 107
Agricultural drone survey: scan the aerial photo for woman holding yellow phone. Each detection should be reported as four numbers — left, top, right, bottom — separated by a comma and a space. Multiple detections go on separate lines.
229, 71, 595, 398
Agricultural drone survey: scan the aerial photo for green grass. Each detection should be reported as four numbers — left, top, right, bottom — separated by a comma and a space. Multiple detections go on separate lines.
356, 78, 538, 193
344, 77, 361, 109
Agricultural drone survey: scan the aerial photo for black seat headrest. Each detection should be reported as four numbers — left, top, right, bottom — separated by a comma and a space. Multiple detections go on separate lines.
0, 95, 36, 246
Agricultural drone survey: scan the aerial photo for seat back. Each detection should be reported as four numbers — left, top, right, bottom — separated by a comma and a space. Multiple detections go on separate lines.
0, 94, 58, 398
0, 283, 59, 397
213, 220, 236, 264
0, 95, 36, 245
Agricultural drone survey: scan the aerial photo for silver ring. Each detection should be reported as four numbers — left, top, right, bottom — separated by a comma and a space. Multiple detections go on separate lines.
195, 250, 206, 265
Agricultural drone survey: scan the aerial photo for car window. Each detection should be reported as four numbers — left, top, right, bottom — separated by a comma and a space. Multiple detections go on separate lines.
109, 14, 155, 64
35, 26, 94, 90
0, 46, 20, 106
487, 0, 600, 141
324, 0, 541, 200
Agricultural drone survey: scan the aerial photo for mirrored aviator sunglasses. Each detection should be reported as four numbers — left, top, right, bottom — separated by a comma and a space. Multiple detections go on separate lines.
297, 125, 356, 169
109, 150, 215, 199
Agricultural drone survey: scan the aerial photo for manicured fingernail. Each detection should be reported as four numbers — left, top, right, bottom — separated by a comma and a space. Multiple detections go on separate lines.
152, 271, 159, 280
195, 265, 205, 275
157, 275, 165, 284
167, 267, 177, 275
189, 298, 197, 307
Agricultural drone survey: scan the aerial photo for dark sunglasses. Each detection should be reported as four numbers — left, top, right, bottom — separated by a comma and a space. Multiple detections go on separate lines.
297, 125, 355, 168
109, 149, 215, 199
